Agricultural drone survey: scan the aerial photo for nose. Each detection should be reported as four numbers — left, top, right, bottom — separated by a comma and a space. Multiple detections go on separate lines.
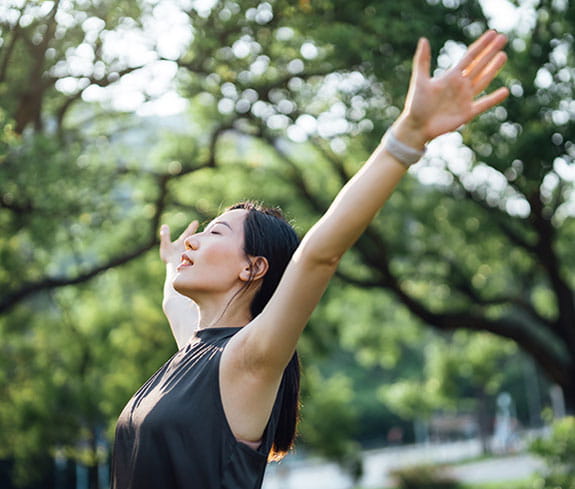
184, 235, 200, 250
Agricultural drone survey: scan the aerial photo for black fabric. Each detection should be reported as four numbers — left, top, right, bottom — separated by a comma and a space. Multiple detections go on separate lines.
111, 327, 283, 489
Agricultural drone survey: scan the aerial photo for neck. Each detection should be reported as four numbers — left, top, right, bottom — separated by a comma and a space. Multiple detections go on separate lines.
198, 308, 251, 329
195, 289, 253, 330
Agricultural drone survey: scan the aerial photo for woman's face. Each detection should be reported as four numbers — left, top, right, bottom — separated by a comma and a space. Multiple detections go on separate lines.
172, 209, 250, 299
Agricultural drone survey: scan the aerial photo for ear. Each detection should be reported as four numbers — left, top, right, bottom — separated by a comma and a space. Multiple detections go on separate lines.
239, 256, 269, 282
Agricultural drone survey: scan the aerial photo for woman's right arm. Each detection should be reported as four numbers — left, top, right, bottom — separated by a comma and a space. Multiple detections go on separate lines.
234, 30, 510, 376
160, 221, 200, 348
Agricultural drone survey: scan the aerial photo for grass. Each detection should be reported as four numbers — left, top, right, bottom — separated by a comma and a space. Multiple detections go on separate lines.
462, 479, 534, 489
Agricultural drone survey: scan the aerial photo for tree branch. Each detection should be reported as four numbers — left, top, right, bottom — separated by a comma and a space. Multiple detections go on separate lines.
1, 172, 169, 313
0, 121, 231, 313
309, 136, 352, 186
529, 191, 575, 351
410, 249, 556, 329
336, 222, 569, 386
0, 16, 24, 83
262, 133, 328, 215
450, 172, 537, 253
0, 240, 157, 314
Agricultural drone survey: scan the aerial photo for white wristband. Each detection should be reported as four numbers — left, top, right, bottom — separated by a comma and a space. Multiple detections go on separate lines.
381, 130, 426, 167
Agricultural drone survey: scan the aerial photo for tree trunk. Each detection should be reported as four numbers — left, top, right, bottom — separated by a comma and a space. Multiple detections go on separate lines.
560, 370, 575, 415
475, 389, 492, 455
87, 464, 99, 489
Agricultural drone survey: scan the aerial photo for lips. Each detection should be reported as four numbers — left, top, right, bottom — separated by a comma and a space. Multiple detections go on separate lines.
177, 253, 194, 270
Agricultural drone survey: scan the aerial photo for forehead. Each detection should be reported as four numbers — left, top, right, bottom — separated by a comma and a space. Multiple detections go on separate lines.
209, 208, 248, 231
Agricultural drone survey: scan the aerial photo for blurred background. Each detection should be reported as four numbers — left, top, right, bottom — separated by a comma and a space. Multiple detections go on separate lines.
1, 0, 574, 488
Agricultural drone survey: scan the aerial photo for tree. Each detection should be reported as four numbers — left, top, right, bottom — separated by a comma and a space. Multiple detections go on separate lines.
345, 0, 575, 409
0, 0, 150, 135
1, 0, 150, 313
2, 0, 574, 485
168, 0, 575, 409
381, 330, 518, 454
0, 1, 226, 486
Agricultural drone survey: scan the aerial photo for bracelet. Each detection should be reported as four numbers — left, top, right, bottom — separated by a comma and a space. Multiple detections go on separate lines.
381, 130, 426, 168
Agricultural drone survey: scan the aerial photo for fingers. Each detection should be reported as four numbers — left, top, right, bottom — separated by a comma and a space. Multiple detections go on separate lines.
159, 220, 199, 263
455, 30, 499, 73
454, 31, 508, 114
160, 220, 199, 247
178, 220, 199, 242
159, 224, 172, 262
472, 51, 507, 94
472, 86, 510, 118
462, 33, 507, 82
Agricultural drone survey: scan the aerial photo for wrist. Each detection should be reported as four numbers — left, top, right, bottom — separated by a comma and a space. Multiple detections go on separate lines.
381, 122, 427, 168
391, 115, 429, 151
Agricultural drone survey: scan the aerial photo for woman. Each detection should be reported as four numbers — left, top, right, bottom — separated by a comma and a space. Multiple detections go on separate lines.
111, 31, 509, 489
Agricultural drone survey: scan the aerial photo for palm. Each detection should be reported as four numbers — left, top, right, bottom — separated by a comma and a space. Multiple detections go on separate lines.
403, 31, 509, 143
413, 72, 476, 138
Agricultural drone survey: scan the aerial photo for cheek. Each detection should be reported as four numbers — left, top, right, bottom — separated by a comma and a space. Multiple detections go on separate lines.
202, 242, 245, 271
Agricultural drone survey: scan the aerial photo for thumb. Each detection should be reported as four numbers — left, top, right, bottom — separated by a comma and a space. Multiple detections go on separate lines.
405, 38, 430, 110
412, 37, 431, 83
159, 224, 171, 247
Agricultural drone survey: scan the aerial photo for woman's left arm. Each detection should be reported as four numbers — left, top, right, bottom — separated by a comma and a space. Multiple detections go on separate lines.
159, 221, 200, 348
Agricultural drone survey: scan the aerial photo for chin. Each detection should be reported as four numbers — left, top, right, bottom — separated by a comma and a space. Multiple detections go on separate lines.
172, 276, 194, 299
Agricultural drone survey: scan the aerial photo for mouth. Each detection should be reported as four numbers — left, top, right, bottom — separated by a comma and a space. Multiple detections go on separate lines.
177, 254, 194, 270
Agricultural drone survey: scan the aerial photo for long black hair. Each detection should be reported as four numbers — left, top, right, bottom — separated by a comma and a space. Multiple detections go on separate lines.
227, 201, 301, 461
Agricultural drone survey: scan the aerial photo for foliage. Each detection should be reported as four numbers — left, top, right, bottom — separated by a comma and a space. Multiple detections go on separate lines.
389, 463, 461, 489
460, 479, 534, 489
0, 253, 175, 486
169, 0, 575, 412
530, 416, 575, 489
1, 0, 575, 486
0, 1, 189, 485
298, 366, 359, 460
419, 331, 518, 411
0, 0, 149, 134
380, 330, 519, 452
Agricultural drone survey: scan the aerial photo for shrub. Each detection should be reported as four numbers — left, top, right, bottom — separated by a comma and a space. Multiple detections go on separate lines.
530, 416, 575, 489
389, 463, 461, 489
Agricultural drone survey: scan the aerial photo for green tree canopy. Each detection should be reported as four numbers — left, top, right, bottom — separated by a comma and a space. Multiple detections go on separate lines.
1, 0, 574, 487
167, 0, 575, 408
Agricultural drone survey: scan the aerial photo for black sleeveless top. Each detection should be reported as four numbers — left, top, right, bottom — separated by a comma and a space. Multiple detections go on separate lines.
111, 327, 284, 489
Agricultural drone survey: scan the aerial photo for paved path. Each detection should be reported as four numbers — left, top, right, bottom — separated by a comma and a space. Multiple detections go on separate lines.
262, 439, 544, 489
450, 454, 544, 484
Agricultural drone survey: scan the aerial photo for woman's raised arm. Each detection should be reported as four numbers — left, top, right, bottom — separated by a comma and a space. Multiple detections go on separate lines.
237, 30, 509, 375
159, 221, 200, 348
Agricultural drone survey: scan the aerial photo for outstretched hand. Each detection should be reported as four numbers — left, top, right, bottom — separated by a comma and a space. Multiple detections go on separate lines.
159, 220, 199, 265
395, 30, 509, 149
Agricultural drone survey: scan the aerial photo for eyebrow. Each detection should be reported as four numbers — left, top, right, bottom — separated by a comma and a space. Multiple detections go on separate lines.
213, 220, 233, 231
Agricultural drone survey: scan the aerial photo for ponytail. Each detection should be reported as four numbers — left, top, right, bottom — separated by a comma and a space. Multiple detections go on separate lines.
268, 351, 300, 461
